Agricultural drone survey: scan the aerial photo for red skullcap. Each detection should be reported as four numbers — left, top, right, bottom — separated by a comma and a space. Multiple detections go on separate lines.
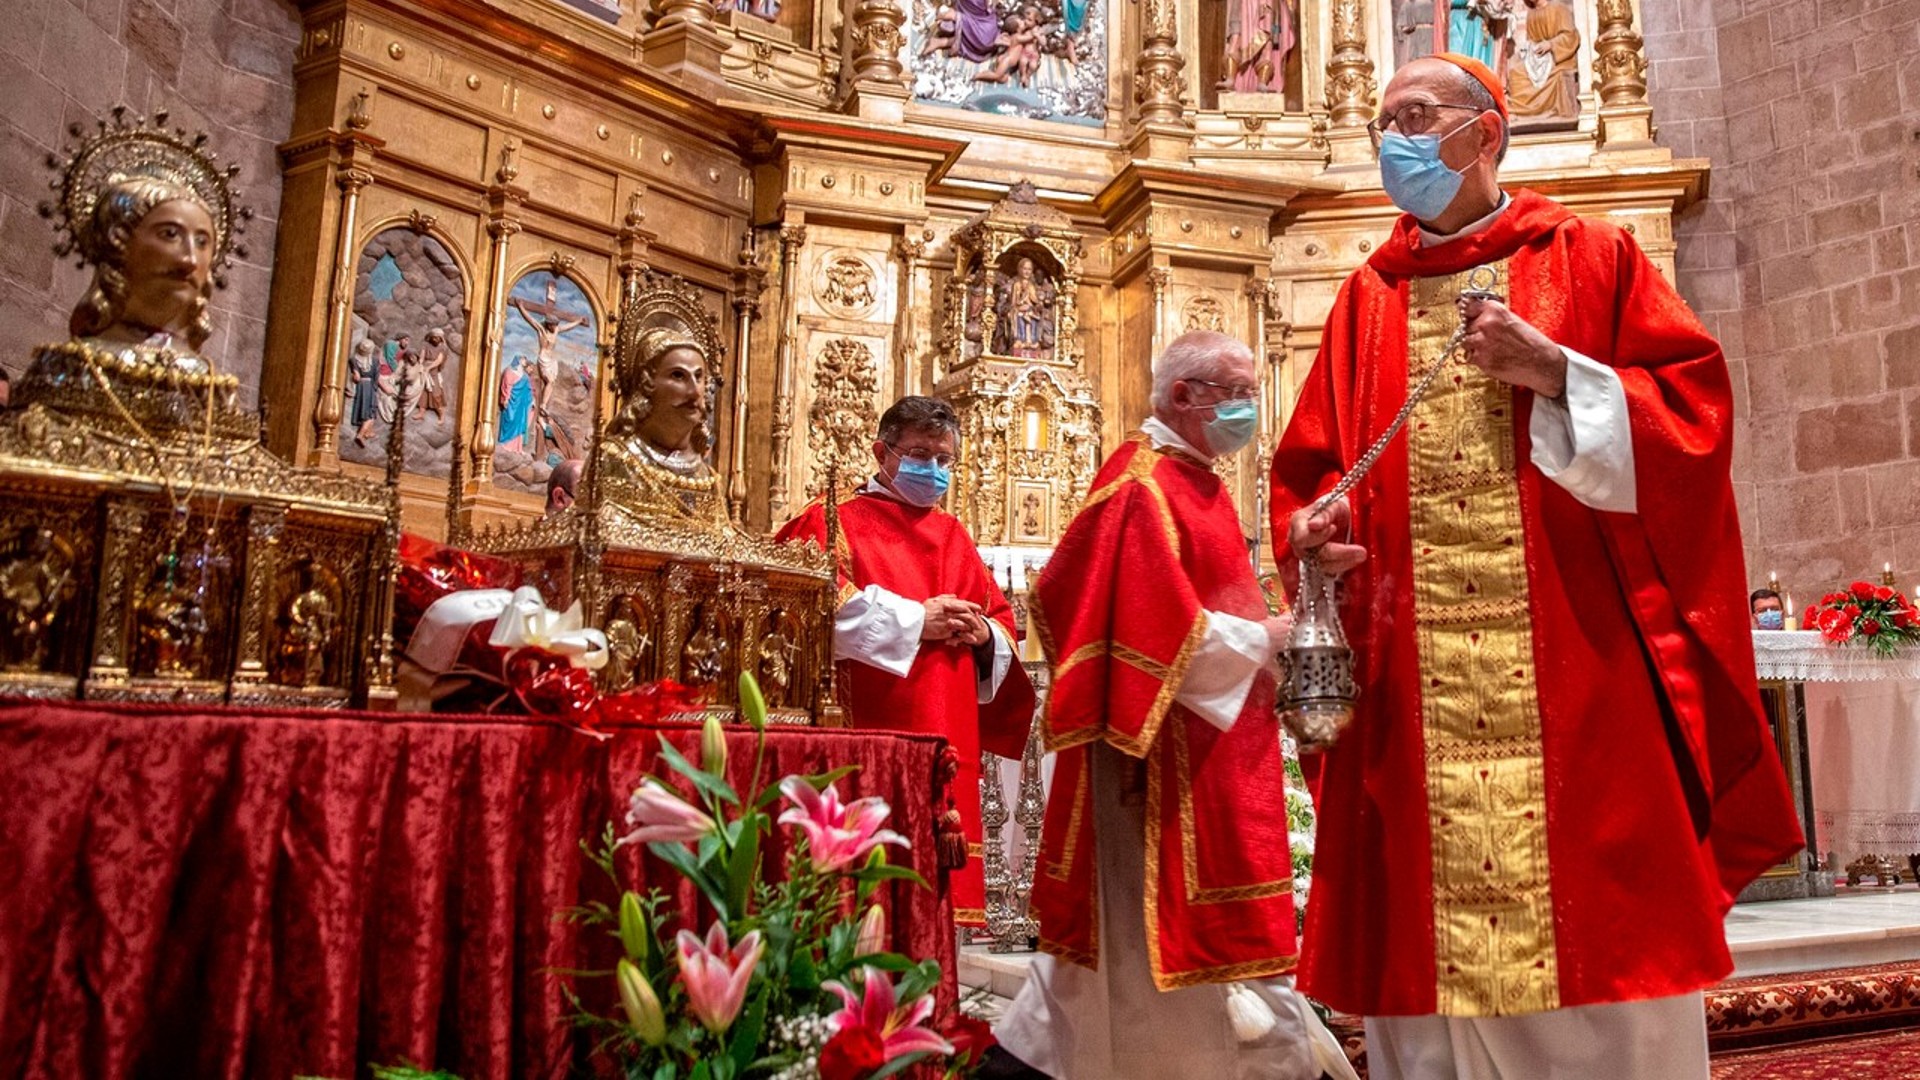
1433, 52, 1508, 119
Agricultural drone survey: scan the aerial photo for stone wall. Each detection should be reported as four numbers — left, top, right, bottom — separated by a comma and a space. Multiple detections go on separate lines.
0, 0, 300, 408
1647, 0, 1920, 600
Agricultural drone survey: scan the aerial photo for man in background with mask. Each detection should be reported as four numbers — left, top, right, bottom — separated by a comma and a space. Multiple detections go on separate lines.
776, 394, 1034, 929
1270, 53, 1801, 1080
992, 330, 1341, 1080
1751, 588, 1786, 630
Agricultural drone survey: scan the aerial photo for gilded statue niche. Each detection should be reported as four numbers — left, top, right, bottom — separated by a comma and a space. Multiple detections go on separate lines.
467, 268, 838, 722
0, 108, 396, 707
935, 181, 1100, 548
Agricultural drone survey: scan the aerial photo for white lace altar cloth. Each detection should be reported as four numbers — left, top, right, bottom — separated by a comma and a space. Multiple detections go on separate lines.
1753, 632, 1920, 861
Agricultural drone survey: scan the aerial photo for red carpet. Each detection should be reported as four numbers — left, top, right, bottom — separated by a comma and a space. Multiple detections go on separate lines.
1710, 1028, 1920, 1078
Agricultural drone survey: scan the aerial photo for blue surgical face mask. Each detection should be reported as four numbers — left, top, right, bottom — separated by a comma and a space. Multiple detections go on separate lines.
1757, 609, 1785, 630
1377, 117, 1476, 223
1204, 398, 1259, 457
890, 455, 951, 507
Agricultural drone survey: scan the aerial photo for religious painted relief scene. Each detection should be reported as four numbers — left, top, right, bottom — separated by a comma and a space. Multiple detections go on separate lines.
2, 0, 1917, 1077
340, 227, 468, 477
1392, 0, 1581, 127
909, 0, 1108, 123
494, 270, 600, 495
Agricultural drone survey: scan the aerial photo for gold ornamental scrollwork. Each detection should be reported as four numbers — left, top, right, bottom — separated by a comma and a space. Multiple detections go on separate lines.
1182, 294, 1227, 333
815, 252, 880, 319
806, 338, 881, 500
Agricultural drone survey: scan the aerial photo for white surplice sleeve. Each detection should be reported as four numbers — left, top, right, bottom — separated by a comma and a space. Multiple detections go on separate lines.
974, 620, 1015, 703
1173, 610, 1277, 733
1529, 347, 1637, 514
834, 584, 923, 677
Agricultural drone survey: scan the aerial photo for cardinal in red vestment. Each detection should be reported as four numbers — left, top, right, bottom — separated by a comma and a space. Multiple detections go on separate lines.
1270, 54, 1802, 1080
994, 332, 1333, 1080
776, 395, 1035, 927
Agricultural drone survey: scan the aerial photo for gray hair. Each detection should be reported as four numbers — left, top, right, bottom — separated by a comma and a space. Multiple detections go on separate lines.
1151, 330, 1254, 414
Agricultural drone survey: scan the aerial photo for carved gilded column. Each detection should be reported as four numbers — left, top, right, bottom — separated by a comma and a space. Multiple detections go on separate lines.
1324, 0, 1377, 129
1594, 0, 1654, 147
1148, 265, 1172, 360
88, 500, 148, 684
471, 143, 528, 482
311, 141, 376, 464
1129, 0, 1192, 159
617, 189, 656, 309
769, 223, 808, 521
644, 0, 728, 87
893, 231, 926, 394
654, 0, 718, 27
729, 231, 768, 522
845, 0, 912, 120
233, 504, 287, 685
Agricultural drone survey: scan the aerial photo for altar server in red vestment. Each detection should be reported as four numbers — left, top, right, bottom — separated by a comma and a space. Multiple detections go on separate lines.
776, 395, 1035, 927
1270, 54, 1803, 1080
993, 331, 1330, 1080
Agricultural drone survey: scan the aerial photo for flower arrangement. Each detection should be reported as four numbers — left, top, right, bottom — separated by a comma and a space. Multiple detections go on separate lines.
1803, 582, 1920, 656
571, 672, 994, 1080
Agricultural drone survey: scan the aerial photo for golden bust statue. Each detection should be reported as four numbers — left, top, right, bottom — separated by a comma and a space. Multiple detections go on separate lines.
599, 324, 729, 525
16, 108, 254, 442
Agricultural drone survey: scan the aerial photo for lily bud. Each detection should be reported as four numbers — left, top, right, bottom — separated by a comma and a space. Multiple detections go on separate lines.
617, 958, 667, 1045
854, 903, 886, 957
738, 671, 768, 732
618, 891, 650, 965
701, 712, 728, 776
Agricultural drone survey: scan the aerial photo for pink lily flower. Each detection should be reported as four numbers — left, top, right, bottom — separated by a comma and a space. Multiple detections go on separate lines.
621, 778, 716, 846
675, 922, 764, 1034
823, 967, 954, 1061
776, 776, 908, 873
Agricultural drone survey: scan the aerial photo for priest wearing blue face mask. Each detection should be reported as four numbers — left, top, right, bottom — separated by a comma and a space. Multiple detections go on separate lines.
1271, 51, 1800, 1080
776, 395, 1036, 928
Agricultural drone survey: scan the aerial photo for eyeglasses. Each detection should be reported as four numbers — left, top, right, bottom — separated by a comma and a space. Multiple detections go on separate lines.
886, 444, 956, 468
1366, 101, 1483, 150
1183, 378, 1258, 402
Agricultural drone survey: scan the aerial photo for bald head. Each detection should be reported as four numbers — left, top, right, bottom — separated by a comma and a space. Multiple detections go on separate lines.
545, 458, 584, 514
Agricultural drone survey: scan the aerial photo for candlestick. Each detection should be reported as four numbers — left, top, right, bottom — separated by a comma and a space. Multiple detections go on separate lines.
1884, 562, 1897, 587
1768, 570, 1780, 593
1784, 591, 1798, 631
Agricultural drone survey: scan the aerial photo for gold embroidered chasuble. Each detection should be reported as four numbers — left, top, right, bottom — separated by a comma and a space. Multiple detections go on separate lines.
1405, 263, 1559, 1016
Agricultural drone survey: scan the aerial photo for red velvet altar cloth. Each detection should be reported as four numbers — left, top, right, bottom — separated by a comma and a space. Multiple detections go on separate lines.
0, 700, 955, 1080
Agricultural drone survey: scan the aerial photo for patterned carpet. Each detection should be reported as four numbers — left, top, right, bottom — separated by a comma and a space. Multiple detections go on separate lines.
1709, 1029, 1920, 1078
1320, 960, 1920, 1078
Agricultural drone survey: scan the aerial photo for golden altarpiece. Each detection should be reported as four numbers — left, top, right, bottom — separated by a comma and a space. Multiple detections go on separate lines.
0, 0, 1712, 912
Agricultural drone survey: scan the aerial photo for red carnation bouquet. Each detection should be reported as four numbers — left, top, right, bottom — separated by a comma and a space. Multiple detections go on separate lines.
1803, 581, 1920, 656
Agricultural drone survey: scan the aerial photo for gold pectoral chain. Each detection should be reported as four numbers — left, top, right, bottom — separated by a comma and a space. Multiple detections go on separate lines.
1305, 266, 1504, 522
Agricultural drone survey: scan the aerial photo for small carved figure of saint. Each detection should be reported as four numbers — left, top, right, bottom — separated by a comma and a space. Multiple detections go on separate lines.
757, 614, 798, 707
1000, 257, 1052, 358
138, 572, 211, 679
604, 616, 648, 693
1504, 0, 1580, 124
682, 612, 726, 687
0, 526, 75, 673
282, 582, 336, 687
1222, 0, 1297, 94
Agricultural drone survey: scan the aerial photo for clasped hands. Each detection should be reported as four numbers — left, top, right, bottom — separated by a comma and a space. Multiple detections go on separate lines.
922, 594, 992, 647
1287, 299, 1567, 571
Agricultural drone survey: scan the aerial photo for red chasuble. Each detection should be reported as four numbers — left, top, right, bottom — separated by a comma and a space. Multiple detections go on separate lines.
1031, 434, 1297, 990
1270, 189, 1802, 1018
776, 488, 1035, 925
